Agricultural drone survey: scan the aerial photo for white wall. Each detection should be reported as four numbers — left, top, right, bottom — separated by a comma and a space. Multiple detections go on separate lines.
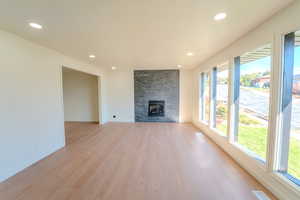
192, 1, 300, 200
0, 30, 102, 182
179, 69, 193, 123
105, 69, 135, 122
0, 28, 193, 183
0, 23, 193, 184
63, 69, 99, 122
98, 74, 109, 124
105, 68, 193, 123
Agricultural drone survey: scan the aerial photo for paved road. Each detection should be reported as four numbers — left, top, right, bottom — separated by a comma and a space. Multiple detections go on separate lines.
217, 84, 300, 131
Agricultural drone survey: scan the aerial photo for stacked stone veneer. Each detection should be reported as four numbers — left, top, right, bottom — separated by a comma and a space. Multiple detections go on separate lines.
134, 70, 179, 122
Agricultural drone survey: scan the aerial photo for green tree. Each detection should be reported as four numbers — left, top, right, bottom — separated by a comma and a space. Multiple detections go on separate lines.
240, 72, 262, 87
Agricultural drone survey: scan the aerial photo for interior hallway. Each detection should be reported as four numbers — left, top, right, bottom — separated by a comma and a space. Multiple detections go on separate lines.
0, 123, 276, 200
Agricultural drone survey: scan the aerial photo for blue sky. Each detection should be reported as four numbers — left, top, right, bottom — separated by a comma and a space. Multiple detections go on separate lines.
241, 46, 300, 75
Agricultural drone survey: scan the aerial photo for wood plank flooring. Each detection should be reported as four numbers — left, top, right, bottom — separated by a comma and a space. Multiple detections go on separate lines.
0, 122, 276, 200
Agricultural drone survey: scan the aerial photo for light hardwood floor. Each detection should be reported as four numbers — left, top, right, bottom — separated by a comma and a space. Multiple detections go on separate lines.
0, 122, 276, 200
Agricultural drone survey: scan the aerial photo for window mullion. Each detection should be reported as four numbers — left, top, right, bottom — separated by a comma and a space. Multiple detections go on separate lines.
278, 32, 295, 172
211, 67, 217, 128
227, 59, 234, 140
200, 72, 205, 121
231, 56, 240, 142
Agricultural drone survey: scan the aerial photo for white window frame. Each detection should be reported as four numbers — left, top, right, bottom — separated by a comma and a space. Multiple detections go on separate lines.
200, 71, 210, 125
274, 31, 300, 186
199, 72, 205, 121
230, 44, 273, 163
210, 64, 230, 137
210, 67, 217, 128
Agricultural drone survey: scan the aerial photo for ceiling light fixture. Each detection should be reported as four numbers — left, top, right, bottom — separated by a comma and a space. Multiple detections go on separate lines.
89, 54, 96, 58
29, 22, 43, 29
112, 66, 117, 70
186, 52, 194, 56
214, 12, 227, 21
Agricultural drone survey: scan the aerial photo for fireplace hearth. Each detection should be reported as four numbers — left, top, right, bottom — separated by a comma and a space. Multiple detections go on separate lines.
148, 101, 165, 117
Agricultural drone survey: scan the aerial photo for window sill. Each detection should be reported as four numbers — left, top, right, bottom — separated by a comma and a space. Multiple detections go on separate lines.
231, 142, 266, 166
211, 127, 227, 138
197, 120, 265, 166
194, 120, 300, 199
199, 120, 209, 126
273, 172, 300, 187
271, 172, 300, 194
284, 173, 300, 187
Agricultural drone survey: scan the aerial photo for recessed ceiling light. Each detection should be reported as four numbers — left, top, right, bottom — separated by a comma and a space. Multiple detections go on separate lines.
177, 65, 182, 68
186, 52, 194, 56
29, 22, 42, 29
89, 54, 96, 58
214, 12, 227, 21
112, 66, 117, 70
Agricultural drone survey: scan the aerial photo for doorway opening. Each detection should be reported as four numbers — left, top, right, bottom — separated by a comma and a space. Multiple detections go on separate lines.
61, 67, 101, 145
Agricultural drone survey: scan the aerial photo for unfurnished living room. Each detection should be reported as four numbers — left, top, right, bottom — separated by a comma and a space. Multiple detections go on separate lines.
1, 0, 300, 200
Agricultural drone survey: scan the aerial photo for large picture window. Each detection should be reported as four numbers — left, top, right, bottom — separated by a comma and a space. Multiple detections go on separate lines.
204, 72, 210, 123
196, 27, 300, 192
211, 62, 229, 136
199, 73, 205, 121
199, 72, 210, 123
278, 31, 300, 183
233, 44, 272, 161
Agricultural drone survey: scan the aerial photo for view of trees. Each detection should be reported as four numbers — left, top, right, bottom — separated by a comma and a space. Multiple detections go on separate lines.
240, 71, 270, 87
202, 41, 300, 184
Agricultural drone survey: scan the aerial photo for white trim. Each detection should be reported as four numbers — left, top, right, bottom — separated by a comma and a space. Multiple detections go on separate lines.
211, 127, 227, 138
228, 59, 235, 141
192, 2, 300, 199
209, 68, 215, 128
60, 66, 103, 126
97, 76, 103, 125
58, 65, 66, 147
193, 120, 300, 200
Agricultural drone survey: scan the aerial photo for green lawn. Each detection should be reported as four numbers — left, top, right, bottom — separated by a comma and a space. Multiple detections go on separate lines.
288, 137, 300, 179
237, 126, 267, 159
217, 125, 300, 180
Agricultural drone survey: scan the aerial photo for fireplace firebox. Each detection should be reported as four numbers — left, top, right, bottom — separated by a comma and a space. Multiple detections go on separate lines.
148, 101, 165, 117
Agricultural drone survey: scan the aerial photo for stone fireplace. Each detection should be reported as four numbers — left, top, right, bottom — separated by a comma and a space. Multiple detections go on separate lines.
134, 70, 179, 122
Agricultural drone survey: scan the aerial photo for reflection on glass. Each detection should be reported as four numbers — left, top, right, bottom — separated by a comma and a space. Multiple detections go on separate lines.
287, 37, 300, 180
237, 44, 271, 161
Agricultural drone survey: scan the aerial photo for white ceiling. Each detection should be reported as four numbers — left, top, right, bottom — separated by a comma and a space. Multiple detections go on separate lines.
0, 0, 294, 70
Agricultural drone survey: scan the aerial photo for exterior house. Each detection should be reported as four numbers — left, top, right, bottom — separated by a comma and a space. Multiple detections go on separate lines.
252, 74, 300, 93
253, 75, 270, 88
293, 74, 300, 95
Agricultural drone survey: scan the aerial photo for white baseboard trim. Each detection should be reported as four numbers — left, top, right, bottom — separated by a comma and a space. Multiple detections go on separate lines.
192, 120, 300, 200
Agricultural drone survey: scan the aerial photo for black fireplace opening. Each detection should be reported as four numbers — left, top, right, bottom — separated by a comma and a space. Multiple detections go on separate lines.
148, 100, 165, 117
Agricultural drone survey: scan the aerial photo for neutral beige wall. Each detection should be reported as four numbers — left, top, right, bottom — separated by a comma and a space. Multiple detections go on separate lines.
179, 69, 193, 123
63, 69, 99, 122
0, 29, 102, 182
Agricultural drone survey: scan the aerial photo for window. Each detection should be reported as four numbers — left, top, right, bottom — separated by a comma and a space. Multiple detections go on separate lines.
278, 31, 300, 183
199, 72, 210, 123
199, 73, 204, 121
204, 72, 210, 123
233, 44, 272, 161
211, 62, 229, 136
